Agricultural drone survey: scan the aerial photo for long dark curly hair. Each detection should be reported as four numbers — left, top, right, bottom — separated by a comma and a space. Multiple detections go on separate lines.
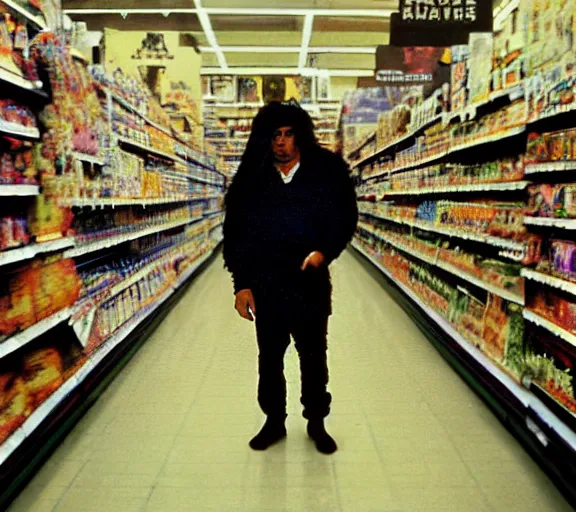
224, 101, 318, 210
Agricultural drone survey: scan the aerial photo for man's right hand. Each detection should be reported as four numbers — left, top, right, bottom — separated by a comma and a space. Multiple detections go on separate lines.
235, 289, 256, 322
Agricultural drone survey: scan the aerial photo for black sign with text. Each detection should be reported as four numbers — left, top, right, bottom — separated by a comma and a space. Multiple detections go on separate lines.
390, 0, 493, 47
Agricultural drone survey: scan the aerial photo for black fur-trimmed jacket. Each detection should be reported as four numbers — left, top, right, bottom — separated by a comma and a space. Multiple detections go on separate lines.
222, 147, 358, 316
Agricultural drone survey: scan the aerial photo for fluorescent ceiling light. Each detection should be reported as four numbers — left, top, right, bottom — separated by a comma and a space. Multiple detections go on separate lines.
298, 14, 314, 69
194, 0, 228, 71
204, 8, 393, 17
63, 8, 197, 14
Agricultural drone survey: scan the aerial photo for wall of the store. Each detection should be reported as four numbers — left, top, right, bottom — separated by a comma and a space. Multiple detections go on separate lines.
329, 77, 359, 101
103, 29, 202, 118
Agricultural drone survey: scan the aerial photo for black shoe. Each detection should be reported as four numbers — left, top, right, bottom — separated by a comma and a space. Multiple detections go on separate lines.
249, 417, 287, 451
307, 419, 338, 454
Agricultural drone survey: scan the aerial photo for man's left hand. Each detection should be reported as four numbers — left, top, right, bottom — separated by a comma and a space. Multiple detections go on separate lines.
301, 251, 326, 271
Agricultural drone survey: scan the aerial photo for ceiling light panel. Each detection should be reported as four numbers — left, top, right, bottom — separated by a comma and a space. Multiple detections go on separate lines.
62, 0, 197, 8
298, 13, 314, 69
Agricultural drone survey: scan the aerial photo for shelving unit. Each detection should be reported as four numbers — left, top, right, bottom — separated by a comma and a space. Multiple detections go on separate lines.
383, 181, 531, 197
0, 21, 227, 505
0, 66, 43, 93
0, 237, 220, 467
1, 0, 47, 30
348, 3, 576, 501
63, 216, 204, 258
0, 120, 40, 140
0, 238, 75, 268
360, 210, 527, 252
352, 241, 576, 451
0, 184, 39, 196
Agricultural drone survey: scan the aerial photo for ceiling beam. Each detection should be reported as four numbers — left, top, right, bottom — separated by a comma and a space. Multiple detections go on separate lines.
64, 8, 393, 17
193, 0, 227, 71
204, 8, 393, 17
298, 14, 314, 69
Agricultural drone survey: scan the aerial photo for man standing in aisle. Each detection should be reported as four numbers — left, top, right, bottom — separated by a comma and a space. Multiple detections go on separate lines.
223, 101, 358, 454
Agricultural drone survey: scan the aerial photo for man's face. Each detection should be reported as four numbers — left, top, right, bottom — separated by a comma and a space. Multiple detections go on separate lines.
272, 126, 299, 162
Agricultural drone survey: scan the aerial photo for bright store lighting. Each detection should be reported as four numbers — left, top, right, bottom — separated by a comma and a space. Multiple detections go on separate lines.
299, 14, 315, 69
194, 0, 228, 70
203, 8, 393, 17
63, 7, 393, 17
63, 9, 198, 14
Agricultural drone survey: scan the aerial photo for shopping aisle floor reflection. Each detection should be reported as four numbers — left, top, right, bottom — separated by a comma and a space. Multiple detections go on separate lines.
9, 250, 572, 512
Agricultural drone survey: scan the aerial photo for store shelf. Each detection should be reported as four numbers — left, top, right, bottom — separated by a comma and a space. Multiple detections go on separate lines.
116, 136, 179, 162
524, 217, 576, 230
63, 217, 203, 258
0, 66, 43, 93
1, 0, 47, 30
0, 244, 218, 465
75, 254, 177, 316
110, 92, 172, 137
203, 210, 223, 218
362, 211, 527, 251
0, 307, 76, 360
0, 184, 39, 196
352, 240, 576, 453
522, 269, 576, 297
523, 310, 576, 349
0, 246, 216, 466
64, 196, 194, 208
0, 121, 40, 140
0, 237, 75, 268
525, 161, 576, 174
117, 136, 212, 171
365, 230, 524, 305
383, 181, 531, 197
72, 153, 106, 166
356, 125, 527, 175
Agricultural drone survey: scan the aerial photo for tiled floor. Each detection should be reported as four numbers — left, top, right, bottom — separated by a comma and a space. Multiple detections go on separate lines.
8, 250, 572, 511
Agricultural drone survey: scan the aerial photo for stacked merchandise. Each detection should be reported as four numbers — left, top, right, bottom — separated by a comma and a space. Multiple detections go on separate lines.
352, 0, 576, 432
0, 0, 225, 473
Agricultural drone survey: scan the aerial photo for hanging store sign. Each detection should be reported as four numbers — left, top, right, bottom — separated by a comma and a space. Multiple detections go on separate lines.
390, 0, 493, 47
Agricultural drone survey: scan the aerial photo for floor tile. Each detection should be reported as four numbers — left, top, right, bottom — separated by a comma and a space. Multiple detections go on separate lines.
9, 252, 572, 512
147, 486, 246, 511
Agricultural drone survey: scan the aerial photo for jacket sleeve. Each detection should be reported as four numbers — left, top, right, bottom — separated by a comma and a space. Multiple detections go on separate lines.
316, 154, 359, 265
222, 187, 254, 295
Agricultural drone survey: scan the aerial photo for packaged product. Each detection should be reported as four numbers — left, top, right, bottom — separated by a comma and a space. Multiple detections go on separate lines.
0, 375, 31, 444
549, 240, 576, 282
527, 184, 556, 218
22, 348, 64, 407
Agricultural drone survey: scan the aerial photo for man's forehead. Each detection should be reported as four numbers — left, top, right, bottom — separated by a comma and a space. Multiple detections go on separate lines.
274, 126, 294, 131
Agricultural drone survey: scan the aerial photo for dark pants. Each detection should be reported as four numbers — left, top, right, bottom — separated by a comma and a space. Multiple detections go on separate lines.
254, 306, 332, 421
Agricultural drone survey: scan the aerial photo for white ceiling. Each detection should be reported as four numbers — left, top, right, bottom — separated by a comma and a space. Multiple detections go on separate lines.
64, 0, 508, 76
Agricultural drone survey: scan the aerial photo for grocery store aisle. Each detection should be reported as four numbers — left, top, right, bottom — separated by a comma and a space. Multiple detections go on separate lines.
9, 249, 572, 512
